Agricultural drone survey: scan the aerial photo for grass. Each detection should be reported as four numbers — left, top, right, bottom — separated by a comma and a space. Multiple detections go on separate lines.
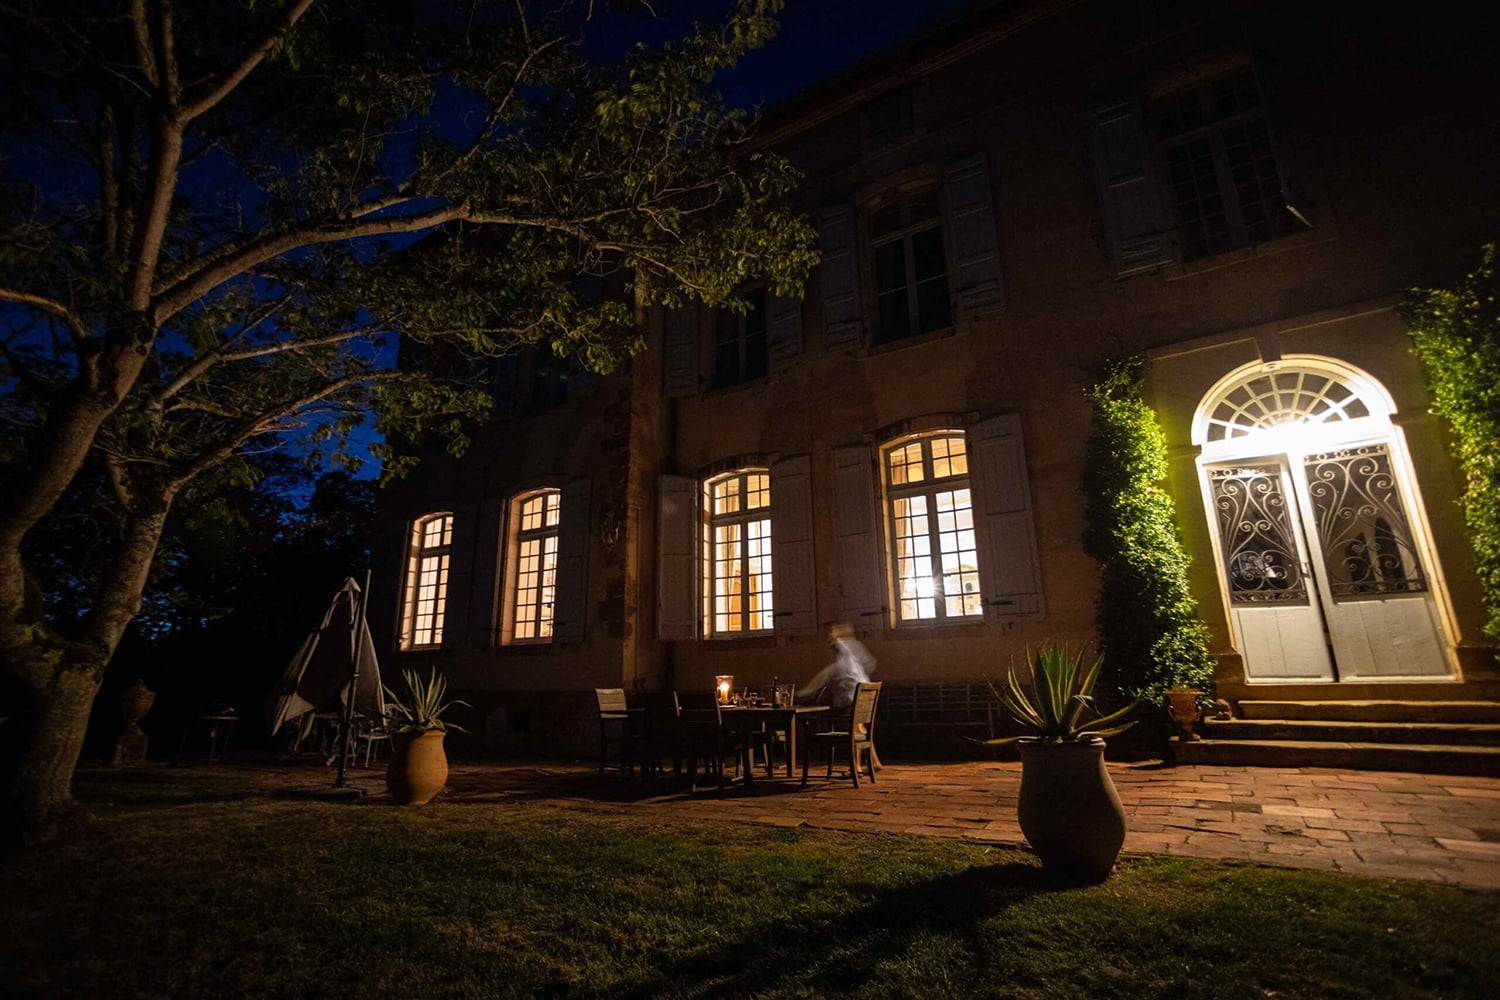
2, 764, 1498, 998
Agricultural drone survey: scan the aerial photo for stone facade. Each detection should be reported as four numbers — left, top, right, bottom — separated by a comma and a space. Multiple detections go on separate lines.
373, 1, 1500, 753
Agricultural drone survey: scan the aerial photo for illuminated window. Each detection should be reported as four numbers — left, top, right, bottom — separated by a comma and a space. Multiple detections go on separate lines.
871, 195, 951, 344
401, 513, 452, 648
883, 432, 982, 623
510, 489, 561, 642
703, 470, 774, 636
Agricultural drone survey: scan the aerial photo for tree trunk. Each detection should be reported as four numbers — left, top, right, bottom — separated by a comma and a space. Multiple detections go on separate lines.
2, 504, 170, 847
3, 658, 106, 847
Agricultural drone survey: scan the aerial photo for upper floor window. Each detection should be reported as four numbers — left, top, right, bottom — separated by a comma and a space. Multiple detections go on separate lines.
509, 489, 561, 642
883, 432, 982, 623
871, 195, 952, 345
712, 288, 769, 389
401, 513, 452, 649
703, 470, 774, 636
863, 88, 915, 150
1153, 69, 1299, 260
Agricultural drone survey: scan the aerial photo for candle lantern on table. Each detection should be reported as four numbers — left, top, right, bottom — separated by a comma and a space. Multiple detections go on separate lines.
715, 675, 734, 705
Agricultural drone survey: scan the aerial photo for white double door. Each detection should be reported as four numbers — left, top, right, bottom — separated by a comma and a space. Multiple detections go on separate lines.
1205, 438, 1450, 681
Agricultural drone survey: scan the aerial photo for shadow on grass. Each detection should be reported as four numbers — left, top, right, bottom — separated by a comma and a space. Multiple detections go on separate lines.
615, 861, 1081, 998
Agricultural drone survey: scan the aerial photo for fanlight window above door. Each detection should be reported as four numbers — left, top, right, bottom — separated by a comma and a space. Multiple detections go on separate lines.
1201, 367, 1377, 443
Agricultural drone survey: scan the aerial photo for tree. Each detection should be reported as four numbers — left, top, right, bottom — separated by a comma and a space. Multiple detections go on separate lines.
0, 0, 817, 843
1081, 357, 1215, 724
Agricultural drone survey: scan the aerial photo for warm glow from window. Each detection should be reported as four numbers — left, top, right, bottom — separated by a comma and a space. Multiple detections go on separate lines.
513, 490, 561, 641
403, 513, 452, 648
704, 471, 773, 635
884, 433, 981, 622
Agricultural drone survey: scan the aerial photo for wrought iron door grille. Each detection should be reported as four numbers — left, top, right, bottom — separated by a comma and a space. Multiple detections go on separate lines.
1209, 464, 1309, 605
1302, 446, 1428, 599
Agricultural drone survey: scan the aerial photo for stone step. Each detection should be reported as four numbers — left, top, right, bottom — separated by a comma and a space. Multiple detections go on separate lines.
1236, 700, 1500, 724
1174, 738, 1500, 776
1204, 718, 1500, 746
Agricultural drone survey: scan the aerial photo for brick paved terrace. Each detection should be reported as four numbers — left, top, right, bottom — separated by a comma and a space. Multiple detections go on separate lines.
282, 758, 1500, 890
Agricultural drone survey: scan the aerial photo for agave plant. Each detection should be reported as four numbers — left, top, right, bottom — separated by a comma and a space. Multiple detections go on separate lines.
985, 644, 1136, 744
383, 668, 470, 734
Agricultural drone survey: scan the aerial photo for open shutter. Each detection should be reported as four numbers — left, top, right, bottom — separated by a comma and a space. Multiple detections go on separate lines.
663, 308, 700, 397
831, 445, 885, 623
1087, 97, 1175, 276
817, 204, 862, 351
770, 454, 817, 635
656, 474, 698, 640
552, 478, 591, 643
442, 503, 479, 648
766, 294, 804, 369
1249, 60, 1313, 229
971, 413, 1045, 620
941, 152, 1005, 316
468, 499, 504, 647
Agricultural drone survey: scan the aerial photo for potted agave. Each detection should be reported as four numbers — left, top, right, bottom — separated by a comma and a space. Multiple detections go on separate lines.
986, 644, 1137, 882
384, 668, 469, 806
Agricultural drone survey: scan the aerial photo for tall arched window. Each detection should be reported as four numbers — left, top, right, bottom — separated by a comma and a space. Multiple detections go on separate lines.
703, 470, 773, 636
507, 489, 561, 642
401, 512, 453, 649
883, 431, 982, 623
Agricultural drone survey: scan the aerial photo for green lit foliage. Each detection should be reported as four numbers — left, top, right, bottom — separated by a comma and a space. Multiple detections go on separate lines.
1081, 358, 1215, 713
1406, 245, 1500, 647
984, 644, 1136, 745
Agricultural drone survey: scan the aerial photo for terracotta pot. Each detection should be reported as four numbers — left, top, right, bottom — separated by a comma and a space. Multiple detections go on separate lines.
1165, 689, 1202, 742
386, 730, 449, 805
120, 680, 156, 724
1016, 738, 1127, 882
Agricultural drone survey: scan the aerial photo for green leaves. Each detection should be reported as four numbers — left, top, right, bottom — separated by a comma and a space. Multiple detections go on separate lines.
986, 644, 1138, 744
1081, 357, 1215, 713
383, 668, 470, 734
1406, 244, 1500, 646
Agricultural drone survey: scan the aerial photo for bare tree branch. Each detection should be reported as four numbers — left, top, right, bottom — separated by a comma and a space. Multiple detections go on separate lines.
181, 0, 318, 122
0, 289, 91, 344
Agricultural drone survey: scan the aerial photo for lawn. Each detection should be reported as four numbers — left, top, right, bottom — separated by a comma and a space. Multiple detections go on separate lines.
3, 764, 1497, 998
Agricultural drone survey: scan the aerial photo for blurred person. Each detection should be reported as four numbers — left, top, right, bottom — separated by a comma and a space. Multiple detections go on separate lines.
799, 622, 883, 769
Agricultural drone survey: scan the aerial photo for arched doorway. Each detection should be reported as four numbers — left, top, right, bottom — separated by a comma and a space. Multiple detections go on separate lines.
1193, 357, 1454, 681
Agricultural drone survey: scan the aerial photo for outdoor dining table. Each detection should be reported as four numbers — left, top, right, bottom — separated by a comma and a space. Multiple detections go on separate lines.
718, 703, 830, 784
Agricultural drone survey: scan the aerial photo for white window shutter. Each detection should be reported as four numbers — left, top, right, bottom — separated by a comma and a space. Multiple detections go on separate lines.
770, 454, 817, 635
663, 308, 700, 397
971, 413, 1045, 620
941, 152, 1005, 316
817, 204, 862, 351
766, 294, 804, 369
553, 478, 591, 643
442, 503, 479, 647
1086, 97, 1175, 276
656, 474, 698, 640
468, 499, 504, 647
831, 445, 885, 623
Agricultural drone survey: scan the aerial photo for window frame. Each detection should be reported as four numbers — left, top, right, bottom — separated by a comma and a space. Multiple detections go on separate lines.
711, 286, 769, 389
503, 488, 562, 645
869, 194, 953, 346
400, 512, 453, 650
702, 469, 775, 639
1151, 68, 1300, 261
880, 431, 984, 627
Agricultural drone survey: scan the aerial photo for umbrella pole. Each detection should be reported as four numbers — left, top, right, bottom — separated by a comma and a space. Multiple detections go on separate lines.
335, 572, 372, 789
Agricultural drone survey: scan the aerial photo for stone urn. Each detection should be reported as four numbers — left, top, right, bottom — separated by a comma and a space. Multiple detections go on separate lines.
1016, 738, 1127, 882
386, 730, 449, 805
113, 679, 156, 765
1165, 689, 1203, 742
